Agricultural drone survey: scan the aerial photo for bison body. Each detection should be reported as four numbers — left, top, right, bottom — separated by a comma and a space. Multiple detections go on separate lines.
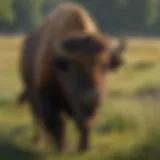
18, 2, 126, 152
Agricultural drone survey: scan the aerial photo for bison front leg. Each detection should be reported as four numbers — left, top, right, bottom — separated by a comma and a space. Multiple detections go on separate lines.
40, 88, 67, 153
28, 91, 46, 147
43, 113, 66, 152
75, 120, 90, 152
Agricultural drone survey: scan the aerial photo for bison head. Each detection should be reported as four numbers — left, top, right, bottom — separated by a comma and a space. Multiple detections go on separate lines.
52, 32, 127, 121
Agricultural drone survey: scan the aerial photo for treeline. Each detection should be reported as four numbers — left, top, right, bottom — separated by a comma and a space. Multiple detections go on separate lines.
0, 0, 160, 35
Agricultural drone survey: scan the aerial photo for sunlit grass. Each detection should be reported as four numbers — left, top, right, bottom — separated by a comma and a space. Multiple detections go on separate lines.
0, 35, 160, 160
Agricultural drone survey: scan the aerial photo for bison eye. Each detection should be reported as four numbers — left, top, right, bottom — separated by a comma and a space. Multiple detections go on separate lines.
52, 57, 71, 72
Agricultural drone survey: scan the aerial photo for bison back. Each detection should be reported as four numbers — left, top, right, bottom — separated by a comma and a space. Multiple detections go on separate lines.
19, 29, 42, 89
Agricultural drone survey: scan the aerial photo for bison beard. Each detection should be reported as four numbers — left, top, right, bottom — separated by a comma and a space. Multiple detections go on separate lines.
17, 2, 127, 153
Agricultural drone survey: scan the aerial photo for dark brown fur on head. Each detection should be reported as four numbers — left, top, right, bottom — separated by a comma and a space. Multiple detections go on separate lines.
59, 33, 126, 71
61, 33, 108, 55
53, 32, 126, 121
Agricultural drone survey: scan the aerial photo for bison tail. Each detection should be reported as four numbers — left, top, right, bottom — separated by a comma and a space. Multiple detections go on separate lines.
17, 90, 28, 105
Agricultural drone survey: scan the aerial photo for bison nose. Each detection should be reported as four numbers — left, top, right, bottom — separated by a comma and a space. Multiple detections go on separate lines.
82, 89, 100, 106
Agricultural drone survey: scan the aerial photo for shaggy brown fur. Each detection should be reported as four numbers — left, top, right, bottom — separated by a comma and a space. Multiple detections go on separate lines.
18, 2, 127, 153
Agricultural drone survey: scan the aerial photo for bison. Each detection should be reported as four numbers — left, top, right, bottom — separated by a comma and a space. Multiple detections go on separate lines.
17, 2, 127, 153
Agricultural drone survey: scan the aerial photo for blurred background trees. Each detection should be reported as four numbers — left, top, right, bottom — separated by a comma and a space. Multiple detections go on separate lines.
0, 0, 160, 35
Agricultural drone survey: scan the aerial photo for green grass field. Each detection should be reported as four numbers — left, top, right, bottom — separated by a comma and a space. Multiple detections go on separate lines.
0, 35, 160, 160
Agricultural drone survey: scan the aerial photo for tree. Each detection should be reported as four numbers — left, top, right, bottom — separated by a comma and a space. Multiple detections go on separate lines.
13, 0, 44, 31
0, 0, 15, 23
126, 0, 158, 30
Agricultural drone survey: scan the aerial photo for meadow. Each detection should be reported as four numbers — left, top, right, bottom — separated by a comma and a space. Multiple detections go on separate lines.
0, 35, 160, 160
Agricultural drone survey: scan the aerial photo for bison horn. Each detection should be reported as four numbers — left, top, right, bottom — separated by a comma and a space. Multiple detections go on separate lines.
110, 36, 127, 56
107, 37, 127, 70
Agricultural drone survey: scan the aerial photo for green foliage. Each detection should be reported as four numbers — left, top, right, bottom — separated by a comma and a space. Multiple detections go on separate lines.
13, 0, 43, 31
0, 0, 14, 23
0, 0, 160, 34
125, 0, 158, 28
146, 0, 159, 26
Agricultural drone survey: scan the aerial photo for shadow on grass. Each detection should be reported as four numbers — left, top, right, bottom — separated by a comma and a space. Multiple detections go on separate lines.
0, 96, 15, 107
0, 142, 37, 160
133, 61, 155, 71
111, 142, 160, 160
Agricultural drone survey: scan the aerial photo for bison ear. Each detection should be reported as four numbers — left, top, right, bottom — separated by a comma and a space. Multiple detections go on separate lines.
108, 54, 125, 71
61, 35, 105, 54
108, 37, 127, 71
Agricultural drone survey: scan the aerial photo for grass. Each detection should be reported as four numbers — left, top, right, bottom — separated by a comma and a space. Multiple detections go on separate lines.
0, 35, 160, 160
